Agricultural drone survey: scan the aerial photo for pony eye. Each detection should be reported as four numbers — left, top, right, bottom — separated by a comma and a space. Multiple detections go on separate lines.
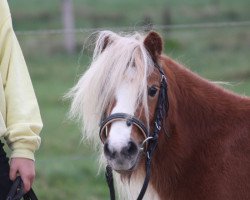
148, 86, 158, 97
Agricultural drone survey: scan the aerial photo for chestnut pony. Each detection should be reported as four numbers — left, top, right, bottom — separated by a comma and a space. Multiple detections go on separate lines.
67, 31, 250, 200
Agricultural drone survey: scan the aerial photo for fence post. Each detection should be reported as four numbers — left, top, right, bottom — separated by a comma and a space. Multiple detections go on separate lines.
61, 0, 76, 54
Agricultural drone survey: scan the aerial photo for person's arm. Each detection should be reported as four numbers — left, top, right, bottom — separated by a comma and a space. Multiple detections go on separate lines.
0, 0, 43, 192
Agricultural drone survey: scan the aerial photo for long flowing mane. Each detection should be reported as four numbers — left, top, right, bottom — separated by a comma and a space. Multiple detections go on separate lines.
67, 31, 154, 144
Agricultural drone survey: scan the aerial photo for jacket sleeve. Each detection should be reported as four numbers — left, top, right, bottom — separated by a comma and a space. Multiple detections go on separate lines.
0, 0, 43, 161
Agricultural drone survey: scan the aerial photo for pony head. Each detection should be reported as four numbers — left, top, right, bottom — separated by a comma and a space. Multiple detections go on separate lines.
68, 31, 165, 173
67, 30, 250, 200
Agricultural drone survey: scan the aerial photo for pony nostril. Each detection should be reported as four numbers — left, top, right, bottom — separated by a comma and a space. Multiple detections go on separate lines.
121, 141, 138, 157
104, 142, 117, 159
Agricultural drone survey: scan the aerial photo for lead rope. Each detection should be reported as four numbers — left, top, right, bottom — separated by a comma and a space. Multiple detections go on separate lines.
136, 137, 158, 200
137, 73, 168, 200
6, 176, 38, 200
105, 165, 116, 200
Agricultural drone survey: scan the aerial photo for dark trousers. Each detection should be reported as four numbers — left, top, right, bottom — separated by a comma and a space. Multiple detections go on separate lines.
0, 140, 12, 200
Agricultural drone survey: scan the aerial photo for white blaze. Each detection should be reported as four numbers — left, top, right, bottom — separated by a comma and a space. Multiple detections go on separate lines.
108, 77, 138, 151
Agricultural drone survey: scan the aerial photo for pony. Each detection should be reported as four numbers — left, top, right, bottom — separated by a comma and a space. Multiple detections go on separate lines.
67, 30, 250, 200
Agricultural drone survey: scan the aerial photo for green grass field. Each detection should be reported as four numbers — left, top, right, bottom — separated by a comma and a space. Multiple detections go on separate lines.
5, 0, 250, 199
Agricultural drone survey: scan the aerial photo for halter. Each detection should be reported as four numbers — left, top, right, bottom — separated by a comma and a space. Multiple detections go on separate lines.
99, 62, 169, 200
99, 113, 148, 146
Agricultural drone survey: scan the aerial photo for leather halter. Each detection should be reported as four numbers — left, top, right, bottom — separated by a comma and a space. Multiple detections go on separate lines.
100, 62, 169, 200
99, 113, 149, 147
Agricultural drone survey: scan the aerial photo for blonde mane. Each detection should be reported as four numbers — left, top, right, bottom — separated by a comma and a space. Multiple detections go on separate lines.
67, 31, 154, 146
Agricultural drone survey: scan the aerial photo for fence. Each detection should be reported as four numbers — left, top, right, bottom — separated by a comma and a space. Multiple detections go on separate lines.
16, 20, 250, 36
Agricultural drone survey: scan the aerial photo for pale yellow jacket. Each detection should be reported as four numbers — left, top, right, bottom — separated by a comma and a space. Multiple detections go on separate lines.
0, 0, 42, 160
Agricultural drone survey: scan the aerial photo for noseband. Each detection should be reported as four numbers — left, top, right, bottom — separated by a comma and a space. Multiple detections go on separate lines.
100, 62, 169, 200
99, 113, 148, 147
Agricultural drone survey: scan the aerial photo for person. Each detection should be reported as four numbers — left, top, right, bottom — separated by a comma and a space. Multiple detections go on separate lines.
0, 0, 43, 199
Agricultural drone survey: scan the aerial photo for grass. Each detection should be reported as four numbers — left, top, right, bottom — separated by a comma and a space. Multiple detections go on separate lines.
4, 0, 250, 199
26, 54, 110, 199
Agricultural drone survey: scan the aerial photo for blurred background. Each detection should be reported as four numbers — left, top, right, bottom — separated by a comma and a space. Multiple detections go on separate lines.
7, 0, 250, 199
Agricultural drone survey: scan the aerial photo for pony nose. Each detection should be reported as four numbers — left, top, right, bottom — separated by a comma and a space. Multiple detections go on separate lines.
121, 141, 138, 158
104, 142, 117, 159
104, 140, 138, 159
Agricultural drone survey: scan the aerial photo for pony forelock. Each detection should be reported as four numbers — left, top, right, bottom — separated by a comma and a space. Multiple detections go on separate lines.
67, 31, 154, 147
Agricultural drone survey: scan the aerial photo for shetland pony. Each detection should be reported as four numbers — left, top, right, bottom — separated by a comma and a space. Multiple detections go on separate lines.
67, 31, 250, 200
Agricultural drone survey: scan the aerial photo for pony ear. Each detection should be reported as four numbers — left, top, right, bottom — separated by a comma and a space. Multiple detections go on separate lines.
143, 31, 163, 60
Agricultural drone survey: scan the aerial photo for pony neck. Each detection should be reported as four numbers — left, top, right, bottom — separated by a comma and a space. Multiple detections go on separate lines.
163, 56, 248, 137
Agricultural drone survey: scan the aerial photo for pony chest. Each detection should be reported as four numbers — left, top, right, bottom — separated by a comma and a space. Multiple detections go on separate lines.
114, 173, 162, 200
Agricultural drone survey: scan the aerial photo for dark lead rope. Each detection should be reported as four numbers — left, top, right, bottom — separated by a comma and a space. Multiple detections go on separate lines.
136, 140, 156, 200
104, 62, 168, 200
105, 165, 115, 200
6, 176, 38, 200
0, 140, 38, 200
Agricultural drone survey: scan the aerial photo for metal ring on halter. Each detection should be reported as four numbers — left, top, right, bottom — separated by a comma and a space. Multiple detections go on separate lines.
161, 74, 167, 82
140, 136, 154, 151
99, 113, 149, 144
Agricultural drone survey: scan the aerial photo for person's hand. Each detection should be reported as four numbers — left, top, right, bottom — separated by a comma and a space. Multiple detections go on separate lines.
9, 158, 35, 193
